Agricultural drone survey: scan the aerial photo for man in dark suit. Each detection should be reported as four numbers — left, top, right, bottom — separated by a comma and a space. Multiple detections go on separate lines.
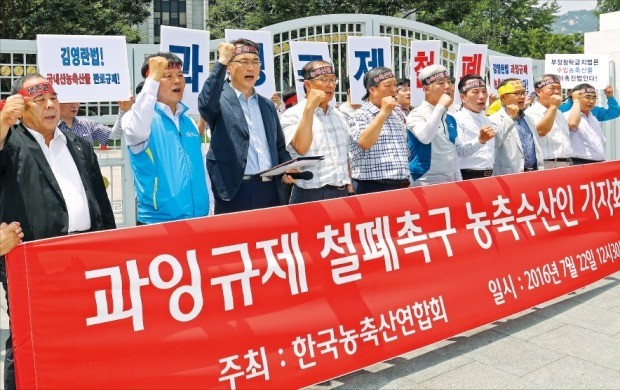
198, 39, 293, 214
0, 74, 115, 390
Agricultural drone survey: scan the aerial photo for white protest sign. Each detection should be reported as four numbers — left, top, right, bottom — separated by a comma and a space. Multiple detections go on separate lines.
160, 26, 210, 116
455, 44, 488, 105
488, 55, 533, 95
410, 40, 441, 107
545, 54, 610, 89
346, 36, 392, 105
36, 35, 131, 103
225, 29, 276, 99
289, 41, 331, 100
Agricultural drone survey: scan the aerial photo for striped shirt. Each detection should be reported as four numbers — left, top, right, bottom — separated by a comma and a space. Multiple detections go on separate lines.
348, 101, 409, 181
59, 116, 122, 146
525, 102, 572, 159
281, 99, 351, 188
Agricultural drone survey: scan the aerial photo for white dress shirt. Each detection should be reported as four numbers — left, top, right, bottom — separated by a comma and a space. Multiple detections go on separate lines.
566, 111, 606, 161
453, 107, 495, 170
525, 101, 572, 159
26, 127, 91, 232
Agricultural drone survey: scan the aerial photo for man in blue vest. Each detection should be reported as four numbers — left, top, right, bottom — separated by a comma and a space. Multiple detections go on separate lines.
122, 52, 212, 224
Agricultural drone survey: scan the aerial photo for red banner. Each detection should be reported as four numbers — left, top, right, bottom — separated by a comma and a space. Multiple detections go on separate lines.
7, 162, 620, 389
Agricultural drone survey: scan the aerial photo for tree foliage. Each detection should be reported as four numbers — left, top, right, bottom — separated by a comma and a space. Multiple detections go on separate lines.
596, 0, 620, 14
208, 0, 582, 58
0, 0, 151, 43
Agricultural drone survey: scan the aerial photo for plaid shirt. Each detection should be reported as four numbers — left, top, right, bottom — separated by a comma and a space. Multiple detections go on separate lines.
348, 101, 409, 180
59, 117, 119, 146
281, 99, 351, 188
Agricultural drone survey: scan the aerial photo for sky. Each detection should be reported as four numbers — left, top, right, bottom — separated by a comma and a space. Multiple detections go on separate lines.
555, 0, 597, 13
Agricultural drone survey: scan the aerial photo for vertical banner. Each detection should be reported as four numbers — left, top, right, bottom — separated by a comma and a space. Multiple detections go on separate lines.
545, 54, 610, 89
346, 36, 392, 105
289, 41, 331, 100
225, 29, 276, 99
409, 40, 441, 107
36, 35, 131, 102
160, 26, 210, 116
488, 55, 534, 95
7, 162, 620, 389
454, 44, 488, 105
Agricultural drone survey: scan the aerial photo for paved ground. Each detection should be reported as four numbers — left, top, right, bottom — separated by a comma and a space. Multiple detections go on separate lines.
2, 271, 619, 389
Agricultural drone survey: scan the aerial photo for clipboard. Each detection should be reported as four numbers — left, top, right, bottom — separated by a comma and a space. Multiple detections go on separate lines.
259, 156, 324, 177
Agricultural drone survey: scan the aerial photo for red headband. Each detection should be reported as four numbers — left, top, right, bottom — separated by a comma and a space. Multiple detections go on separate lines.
284, 94, 298, 108
461, 79, 486, 93
232, 45, 260, 58
421, 71, 449, 86
0, 81, 56, 111
535, 76, 561, 89
145, 63, 182, 78
306, 65, 334, 80
578, 87, 596, 94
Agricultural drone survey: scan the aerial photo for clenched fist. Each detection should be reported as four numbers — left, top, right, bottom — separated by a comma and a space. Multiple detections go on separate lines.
218, 43, 235, 65
148, 56, 169, 81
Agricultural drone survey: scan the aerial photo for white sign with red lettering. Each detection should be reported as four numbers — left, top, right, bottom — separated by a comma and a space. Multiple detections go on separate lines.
410, 40, 442, 107
455, 44, 488, 105
544, 54, 609, 89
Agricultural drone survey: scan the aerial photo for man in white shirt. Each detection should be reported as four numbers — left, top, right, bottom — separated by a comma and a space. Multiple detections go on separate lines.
407, 65, 459, 186
565, 83, 609, 164
525, 74, 581, 168
0, 74, 115, 390
452, 74, 496, 179
281, 60, 352, 203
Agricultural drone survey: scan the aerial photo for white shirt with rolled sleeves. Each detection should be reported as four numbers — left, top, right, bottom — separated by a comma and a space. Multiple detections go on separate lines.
407, 101, 462, 185
26, 127, 91, 232
453, 107, 495, 170
566, 111, 606, 161
525, 101, 572, 159
281, 98, 350, 189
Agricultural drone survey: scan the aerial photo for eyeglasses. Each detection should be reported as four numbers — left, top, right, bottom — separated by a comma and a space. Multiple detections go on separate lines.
582, 95, 598, 101
505, 91, 527, 97
230, 60, 262, 68
311, 77, 338, 85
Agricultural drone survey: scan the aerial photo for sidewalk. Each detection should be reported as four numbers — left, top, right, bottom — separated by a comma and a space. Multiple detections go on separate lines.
2, 272, 619, 389
309, 271, 620, 389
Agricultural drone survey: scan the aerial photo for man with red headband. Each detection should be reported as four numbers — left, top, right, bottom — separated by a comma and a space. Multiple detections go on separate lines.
565, 83, 612, 164
525, 74, 581, 168
198, 39, 292, 213
0, 74, 115, 390
122, 52, 212, 224
281, 60, 352, 203
348, 66, 410, 194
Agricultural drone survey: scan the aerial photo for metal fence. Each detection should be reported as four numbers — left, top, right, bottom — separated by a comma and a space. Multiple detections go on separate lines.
7, 14, 607, 227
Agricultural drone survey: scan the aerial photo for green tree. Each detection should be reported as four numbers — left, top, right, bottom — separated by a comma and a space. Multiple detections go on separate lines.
0, 0, 151, 43
597, 0, 620, 13
207, 0, 581, 58
432, 0, 582, 58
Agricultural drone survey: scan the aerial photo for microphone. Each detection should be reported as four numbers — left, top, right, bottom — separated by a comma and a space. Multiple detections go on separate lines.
288, 171, 314, 180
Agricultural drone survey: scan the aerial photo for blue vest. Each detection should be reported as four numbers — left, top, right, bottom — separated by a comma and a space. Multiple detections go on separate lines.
129, 104, 209, 224
408, 113, 458, 181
